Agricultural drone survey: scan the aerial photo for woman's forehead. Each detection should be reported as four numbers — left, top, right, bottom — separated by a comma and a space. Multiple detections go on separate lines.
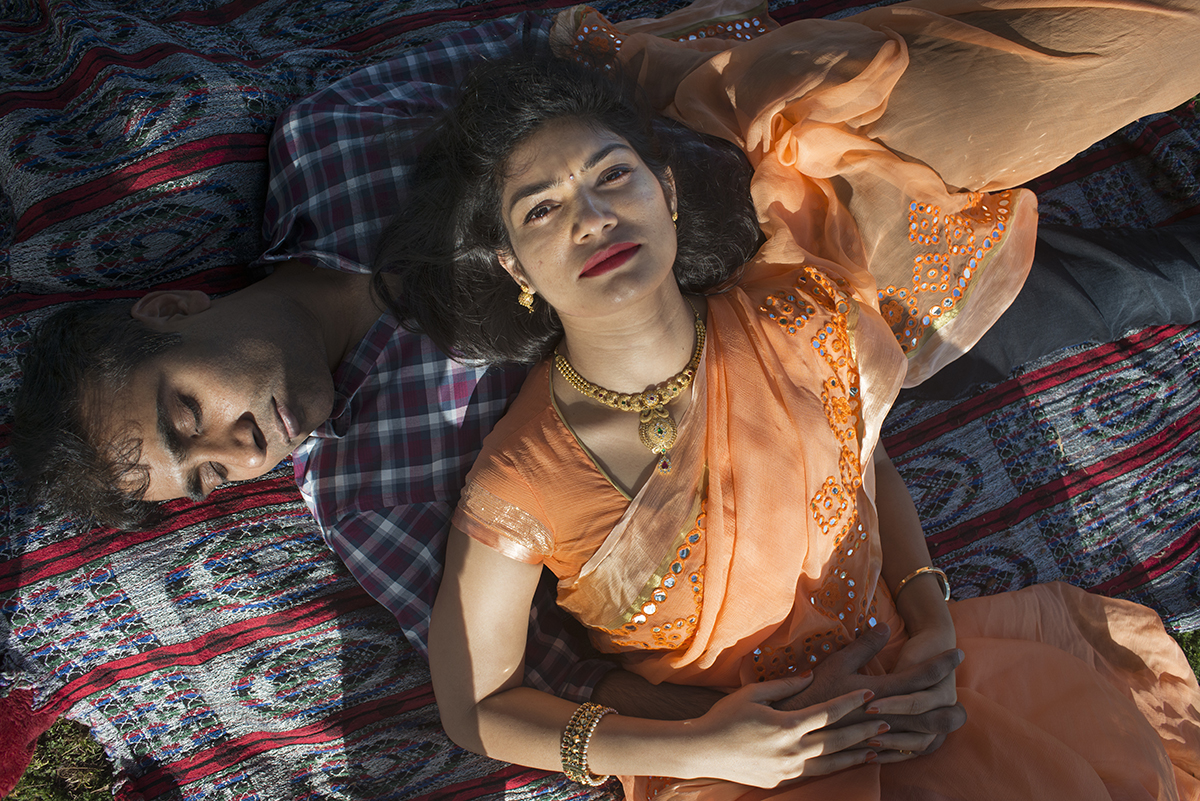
502, 121, 634, 194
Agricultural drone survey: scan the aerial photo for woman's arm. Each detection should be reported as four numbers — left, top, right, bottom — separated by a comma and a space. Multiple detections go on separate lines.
430, 527, 885, 786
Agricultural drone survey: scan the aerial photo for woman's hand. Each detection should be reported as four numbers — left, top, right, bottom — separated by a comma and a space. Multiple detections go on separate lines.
689, 674, 884, 787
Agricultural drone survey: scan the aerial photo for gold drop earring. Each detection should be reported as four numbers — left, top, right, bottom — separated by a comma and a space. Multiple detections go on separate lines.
517, 281, 536, 313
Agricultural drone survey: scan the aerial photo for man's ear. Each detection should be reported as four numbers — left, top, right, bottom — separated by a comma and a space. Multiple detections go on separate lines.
131, 290, 212, 329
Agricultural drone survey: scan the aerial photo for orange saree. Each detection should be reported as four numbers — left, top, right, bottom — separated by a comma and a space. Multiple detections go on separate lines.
453, 1, 1200, 798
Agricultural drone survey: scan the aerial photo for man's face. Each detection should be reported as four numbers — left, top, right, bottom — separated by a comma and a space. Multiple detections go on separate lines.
93, 289, 337, 502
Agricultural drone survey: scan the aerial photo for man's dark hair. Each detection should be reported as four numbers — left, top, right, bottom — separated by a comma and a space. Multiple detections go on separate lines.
12, 301, 181, 529
373, 54, 763, 364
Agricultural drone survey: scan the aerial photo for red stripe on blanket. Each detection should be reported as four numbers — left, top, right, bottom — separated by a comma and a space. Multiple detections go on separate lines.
772, 1, 865, 23
0, 475, 303, 591
43, 589, 378, 716
15, 135, 267, 241
0, 44, 270, 115
132, 683, 438, 798
1093, 524, 1200, 595
0, 266, 263, 319
1024, 109, 1194, 193
922, 405, 1200, 556
883, 325, 1188, 454
404, 763, 576, 801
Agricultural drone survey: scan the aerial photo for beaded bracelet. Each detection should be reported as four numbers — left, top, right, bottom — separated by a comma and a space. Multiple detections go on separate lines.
894, 565, 951, 602
560, 702, 617, 786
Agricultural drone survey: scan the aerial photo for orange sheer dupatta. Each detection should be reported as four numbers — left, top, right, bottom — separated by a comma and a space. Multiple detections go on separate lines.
556, 0, 1200, 385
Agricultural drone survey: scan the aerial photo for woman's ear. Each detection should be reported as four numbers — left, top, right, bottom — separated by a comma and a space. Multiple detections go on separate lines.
663, 167, 678, 219
496, 250, 526, 286
131, 290, 212, 329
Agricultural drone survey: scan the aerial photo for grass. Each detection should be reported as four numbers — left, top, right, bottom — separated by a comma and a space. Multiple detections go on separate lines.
7, 719, 113, 801
7, 632, 1199, 801
1173, 628, 1200, 677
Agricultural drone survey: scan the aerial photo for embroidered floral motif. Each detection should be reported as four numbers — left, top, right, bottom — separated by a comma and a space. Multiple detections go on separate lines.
753, 265, 877, 679
596, 507, 706, 651
881, 191, 1014, 354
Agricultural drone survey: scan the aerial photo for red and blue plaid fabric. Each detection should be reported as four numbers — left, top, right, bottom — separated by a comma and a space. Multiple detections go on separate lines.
263, 12, 611, 701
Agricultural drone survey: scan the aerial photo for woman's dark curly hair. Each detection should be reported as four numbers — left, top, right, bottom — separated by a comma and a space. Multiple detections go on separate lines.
373, 54, 763, 364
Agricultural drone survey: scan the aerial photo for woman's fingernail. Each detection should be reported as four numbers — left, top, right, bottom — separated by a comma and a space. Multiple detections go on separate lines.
876, 722, 890, 735
799, 669, 813, 678
865, 705, 880, 715
867, 739, 883, 749
864, 751, 878, 763
862, 690, 875, 703
956, 649, 965, 662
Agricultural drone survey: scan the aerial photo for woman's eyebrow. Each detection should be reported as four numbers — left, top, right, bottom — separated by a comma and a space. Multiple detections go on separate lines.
505, 142, 634, 216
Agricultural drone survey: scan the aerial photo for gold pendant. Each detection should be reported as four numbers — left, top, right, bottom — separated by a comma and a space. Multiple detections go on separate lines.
639, 407, 677, 474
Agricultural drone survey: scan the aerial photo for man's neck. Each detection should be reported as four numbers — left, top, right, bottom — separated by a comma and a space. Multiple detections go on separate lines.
264, 260, 383, 371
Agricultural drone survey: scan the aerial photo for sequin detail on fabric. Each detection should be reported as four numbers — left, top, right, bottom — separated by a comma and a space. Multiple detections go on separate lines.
595, 505, 707, 651
881, 190, 1014, 353
754, 266, 877, 680
568, 9, 773, 69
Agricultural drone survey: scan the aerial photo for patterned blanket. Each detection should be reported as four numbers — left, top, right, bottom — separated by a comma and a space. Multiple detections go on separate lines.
0, 0, 1196, 799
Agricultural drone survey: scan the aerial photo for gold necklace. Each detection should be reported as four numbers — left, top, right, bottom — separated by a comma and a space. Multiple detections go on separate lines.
554, 302, 705, 475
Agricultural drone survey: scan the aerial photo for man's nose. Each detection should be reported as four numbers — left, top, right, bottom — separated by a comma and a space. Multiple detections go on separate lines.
195, 416, 266, 469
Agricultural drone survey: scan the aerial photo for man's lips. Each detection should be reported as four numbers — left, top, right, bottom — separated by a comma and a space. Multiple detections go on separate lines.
581, 243, 639, 277
273, 397, 300, 442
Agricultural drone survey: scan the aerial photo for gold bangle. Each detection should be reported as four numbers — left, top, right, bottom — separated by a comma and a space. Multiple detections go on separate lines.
560, 702, 617, 786
893, 566, 951, 602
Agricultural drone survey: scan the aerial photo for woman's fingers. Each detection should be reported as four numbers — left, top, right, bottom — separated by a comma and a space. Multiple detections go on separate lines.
802, 716, 890, 755
865, 671, 958, 717
824, 622, 891, 673
797, 747, 879, 777
740, 671, 816, 705
798, 688, 876, 729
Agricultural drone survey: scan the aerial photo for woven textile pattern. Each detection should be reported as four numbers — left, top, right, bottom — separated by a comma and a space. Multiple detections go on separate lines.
0, 0, 1197, 799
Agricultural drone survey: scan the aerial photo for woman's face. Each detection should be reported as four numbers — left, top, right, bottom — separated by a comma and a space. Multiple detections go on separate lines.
497, 118, 678, 321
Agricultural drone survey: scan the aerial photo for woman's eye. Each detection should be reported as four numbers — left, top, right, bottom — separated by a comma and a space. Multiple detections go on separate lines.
524, 203, 554, 224
601, 166, 631, 184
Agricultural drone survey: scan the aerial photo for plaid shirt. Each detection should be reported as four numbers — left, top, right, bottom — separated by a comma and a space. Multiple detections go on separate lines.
258, 12, 610, 701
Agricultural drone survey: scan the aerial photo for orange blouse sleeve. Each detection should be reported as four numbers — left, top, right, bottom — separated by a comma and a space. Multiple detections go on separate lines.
453, 470, 554, 565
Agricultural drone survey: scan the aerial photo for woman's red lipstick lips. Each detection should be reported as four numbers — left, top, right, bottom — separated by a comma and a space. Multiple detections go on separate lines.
582, 243, 639, 277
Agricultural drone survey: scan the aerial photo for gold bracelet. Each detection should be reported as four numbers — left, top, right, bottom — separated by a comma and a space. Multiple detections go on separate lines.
893, 566, 951, 602
560, 702, 617, 786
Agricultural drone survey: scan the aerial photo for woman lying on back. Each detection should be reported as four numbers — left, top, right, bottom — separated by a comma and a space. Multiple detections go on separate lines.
374, 3, 1200, 798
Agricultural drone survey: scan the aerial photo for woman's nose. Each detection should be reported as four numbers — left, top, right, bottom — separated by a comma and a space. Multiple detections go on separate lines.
573, 194, 617, 240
